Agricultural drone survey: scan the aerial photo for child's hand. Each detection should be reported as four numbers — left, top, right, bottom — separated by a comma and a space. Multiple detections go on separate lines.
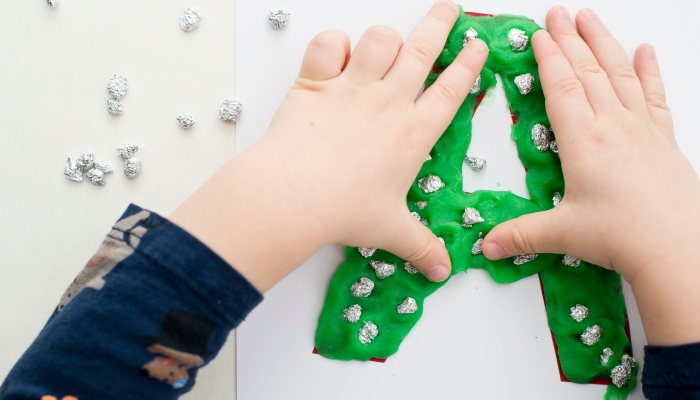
170, 0, 488, 291
481, 7, 700, 345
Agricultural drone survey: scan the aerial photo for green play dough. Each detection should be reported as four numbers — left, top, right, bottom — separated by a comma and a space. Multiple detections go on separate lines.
315, 10, 636, 398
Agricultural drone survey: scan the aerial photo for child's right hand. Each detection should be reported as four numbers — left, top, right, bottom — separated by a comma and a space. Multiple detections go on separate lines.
483, 7, 700, 346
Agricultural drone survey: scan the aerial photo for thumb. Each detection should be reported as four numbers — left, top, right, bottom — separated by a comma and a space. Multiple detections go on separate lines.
482, 210, 565, 260
382, 213, 452, 282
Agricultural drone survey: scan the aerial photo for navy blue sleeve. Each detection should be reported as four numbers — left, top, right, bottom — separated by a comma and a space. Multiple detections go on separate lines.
643, 342, 700, 399
0, 204, 263, 400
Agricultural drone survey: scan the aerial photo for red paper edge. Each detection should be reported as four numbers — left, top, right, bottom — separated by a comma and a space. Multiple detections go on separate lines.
312, 347, 386, 363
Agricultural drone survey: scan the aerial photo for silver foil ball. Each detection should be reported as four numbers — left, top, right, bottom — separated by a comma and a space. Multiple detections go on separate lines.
508, 28, 529, 51
370, 260, 395, 280
350, 277, 374, 298
580, 325, 602, 346
87, 168, 106, 186
417, 174, 445, 194
358, 321, 379, 344
117, 144, 143, 160
124, 157, 141, 179
463, 27, 478, 47
531, 124, 551, 152
358, 247, 376, 258
94, 160, 113, 174
472, 233, 484, 255
470, 74, 482, 94
553, 192, 563, 207
47, 0, 57, 7
64, 157, 83, 182
416, 201, 427, 210
403, 261, 419, 274
181, 7, 202, 32
219, 100, 243, 122
76, 152, 95, 171
570, 304, 589, 322
513, 253, 538, 265
550, 140, 559, 153
514, 73, 535, 95
611, 355, 636, 388
107, 75, 128, 99
268, 10, 291, 29
425, 154, 432, 162
562, 255, 581, 267
177, 114, 196, 129
466, 156, 487, 171
462, 207, 484, 228
342, 304, 362, 323
601, 348, 614, 366
397, 297, 418, 315
107, 98, 123, 115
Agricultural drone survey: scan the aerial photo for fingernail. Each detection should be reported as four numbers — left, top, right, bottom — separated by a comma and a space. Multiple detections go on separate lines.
424, 264, 449, 282
483, 242, 506, 260
554, 6, 570, 20
645, 45, 657, 59
467, 39, 488, 54
581, 9, 599, 21
435, 0, 457, 12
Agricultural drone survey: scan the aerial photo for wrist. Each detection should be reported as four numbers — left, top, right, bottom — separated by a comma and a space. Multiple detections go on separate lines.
170, 145, 329, 293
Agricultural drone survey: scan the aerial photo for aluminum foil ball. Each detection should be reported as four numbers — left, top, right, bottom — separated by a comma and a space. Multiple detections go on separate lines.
177, 114, 196, 129
268, 10, 291, 29
218, 100, 243, 122
107, 75, 128, 99
107, 98, 123, 115
87, 168, 106, 186
181, 7, 202, 32
124, 157, 141, 179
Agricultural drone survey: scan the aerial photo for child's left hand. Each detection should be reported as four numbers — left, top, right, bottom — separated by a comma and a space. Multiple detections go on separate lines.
170, 0, 487, 292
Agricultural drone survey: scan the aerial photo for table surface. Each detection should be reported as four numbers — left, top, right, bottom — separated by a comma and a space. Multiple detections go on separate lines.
2, 0, 700, 399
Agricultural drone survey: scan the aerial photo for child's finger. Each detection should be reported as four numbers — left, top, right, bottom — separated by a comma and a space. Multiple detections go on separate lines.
575, 9, 648, 117
546, 6, 620, 113
381, 212, 453, 282
482, 208, 569, 261
298, 30, 351, 81
384, 0, 460, 96
532, 30, 595, 142
634, 44, 676, 143
415, 39, 488, 137
343, 25, 403, 84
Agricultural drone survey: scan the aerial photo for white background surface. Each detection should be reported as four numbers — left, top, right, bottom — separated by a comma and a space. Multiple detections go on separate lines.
236, 1, 700, 400
2, 0, 700, 400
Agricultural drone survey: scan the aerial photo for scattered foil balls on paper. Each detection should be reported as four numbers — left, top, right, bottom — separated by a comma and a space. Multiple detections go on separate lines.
358, 247, 376, 258
370, 260, 395, 280
611, 354, 636, 387
358, 321, 378, 344
463, 27, 478, 47
397, 297, 418, 315
466, 156, 486, 171
107, 75, 128, 99
570, 304, 589, 322
177, 114, 196, 129
472, 233, 484, 255
531, 124, 552, 152
470, 74, 482, 94
350, 277, 374, 298
580, 325, 602, 346
601, 348, 614, 366
513, 253, 538, 265
268, 10, 291, 30
404, 261, 419, 274
342, 304, 362, 323
462, 207, 484, 228
508, 28, 529, 51
417, 174, 445, 194
219, 100, 243, 123
107, 98, 123, 115
181, 7, 202, 32
562, 255, 581, 268
514, 73, 535, 95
